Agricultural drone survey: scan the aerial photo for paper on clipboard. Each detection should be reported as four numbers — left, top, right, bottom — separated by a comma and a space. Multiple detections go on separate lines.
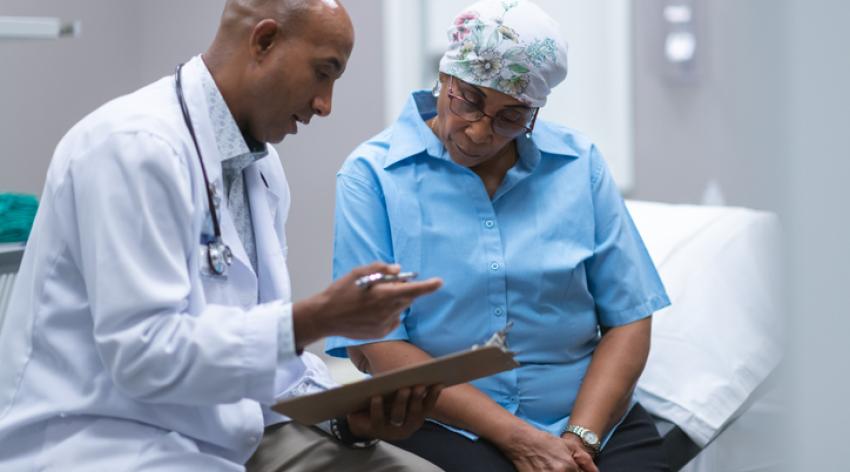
272, 327, 520, 425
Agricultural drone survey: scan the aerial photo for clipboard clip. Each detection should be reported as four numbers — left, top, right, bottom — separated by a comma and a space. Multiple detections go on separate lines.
474, 321, 514, 352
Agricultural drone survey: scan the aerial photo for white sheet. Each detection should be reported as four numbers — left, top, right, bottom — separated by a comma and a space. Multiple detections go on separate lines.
628, 200, 783, 447
680, 385, 783, 472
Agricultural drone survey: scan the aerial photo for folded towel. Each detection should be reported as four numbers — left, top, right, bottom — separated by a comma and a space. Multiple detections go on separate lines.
0, 193, 38, 243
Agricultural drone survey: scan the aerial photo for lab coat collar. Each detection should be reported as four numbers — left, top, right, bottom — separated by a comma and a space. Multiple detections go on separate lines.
245, 164, 290, 303
180, 56, 225, 184
180, 56, 258, 283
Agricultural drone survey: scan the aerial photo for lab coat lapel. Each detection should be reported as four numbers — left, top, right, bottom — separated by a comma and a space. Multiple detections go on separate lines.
245, 165, 290, 303
180, 58, 222, 190
181, 57, 257, 283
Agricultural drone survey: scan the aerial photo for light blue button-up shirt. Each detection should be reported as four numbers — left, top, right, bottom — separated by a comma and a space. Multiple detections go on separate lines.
326, 91, 670, 441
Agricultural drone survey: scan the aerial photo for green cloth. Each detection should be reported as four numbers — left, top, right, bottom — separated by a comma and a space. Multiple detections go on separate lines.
0, 193, 38, 243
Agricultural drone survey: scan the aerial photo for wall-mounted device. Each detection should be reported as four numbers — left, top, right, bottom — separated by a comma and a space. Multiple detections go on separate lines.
0, 16, 81, 40
662, 0, 699, 83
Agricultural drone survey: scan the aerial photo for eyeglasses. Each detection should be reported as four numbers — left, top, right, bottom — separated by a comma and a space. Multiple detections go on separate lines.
446, 76, 539, 138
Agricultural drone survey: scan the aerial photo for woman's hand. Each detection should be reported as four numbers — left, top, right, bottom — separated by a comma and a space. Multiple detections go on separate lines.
499, 425, 599, 472
561, 433, 599, 472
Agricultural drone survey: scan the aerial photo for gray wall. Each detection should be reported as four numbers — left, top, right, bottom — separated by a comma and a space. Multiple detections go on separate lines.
630, 0, 788, 211
0, 0, 385, 302
0, 1, 142, 195
633, 2, 850, 467
785, 0, 850, 468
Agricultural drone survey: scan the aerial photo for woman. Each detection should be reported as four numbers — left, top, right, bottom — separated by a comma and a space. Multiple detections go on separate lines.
327, 1, 671, 471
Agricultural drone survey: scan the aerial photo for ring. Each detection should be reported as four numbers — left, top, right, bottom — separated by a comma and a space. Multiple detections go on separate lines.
390, 419, 404, 427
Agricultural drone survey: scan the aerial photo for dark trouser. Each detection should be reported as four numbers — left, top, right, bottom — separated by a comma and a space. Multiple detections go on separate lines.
389, 403, 671, 472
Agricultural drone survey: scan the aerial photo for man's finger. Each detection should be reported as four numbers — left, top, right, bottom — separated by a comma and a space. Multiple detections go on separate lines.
369, 395, 384, 432
353, 262, 400, 278
404, 385, 427, 425
377, 278, 443, 298
384, 317, 402, 334
389, 388, 410, 427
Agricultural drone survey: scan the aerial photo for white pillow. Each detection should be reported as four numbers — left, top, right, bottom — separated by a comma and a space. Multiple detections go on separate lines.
627, 201, 782, 447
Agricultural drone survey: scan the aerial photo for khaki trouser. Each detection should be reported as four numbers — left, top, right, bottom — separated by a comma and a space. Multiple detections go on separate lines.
246, 422, 444, 472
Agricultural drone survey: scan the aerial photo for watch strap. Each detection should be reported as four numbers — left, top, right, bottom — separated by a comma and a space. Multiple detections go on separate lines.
562, 423, 601, 456
329, 416, 379, 449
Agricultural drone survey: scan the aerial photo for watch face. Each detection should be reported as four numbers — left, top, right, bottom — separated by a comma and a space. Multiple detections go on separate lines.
582, 431, 599, 445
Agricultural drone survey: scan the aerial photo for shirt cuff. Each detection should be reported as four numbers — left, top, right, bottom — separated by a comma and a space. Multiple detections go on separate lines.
277, 302, 298, 363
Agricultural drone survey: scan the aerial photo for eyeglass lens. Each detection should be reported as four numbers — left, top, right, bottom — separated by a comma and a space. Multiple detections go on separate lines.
448, 78, 536, 137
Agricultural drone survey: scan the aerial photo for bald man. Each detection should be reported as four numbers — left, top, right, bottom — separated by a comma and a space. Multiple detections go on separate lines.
0, 1, 444, 470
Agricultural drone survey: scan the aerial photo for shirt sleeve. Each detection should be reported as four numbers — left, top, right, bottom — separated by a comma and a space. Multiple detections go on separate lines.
324, 166, 409, 359
72, 131, 282, 405
585, 146, 671, 327
277, 302, 297, 361
262, 351, 339, 426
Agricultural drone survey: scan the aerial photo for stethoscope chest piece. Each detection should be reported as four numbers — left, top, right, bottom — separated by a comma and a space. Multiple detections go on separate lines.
207, 237, 233, 277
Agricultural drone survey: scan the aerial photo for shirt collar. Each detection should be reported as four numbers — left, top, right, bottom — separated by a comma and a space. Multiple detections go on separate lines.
197, 57, 268, 165
384, 91, 581, 170
384, 91, 443, 168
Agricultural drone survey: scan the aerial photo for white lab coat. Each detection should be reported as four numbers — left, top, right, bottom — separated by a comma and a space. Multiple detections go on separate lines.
0, 57, 334, 471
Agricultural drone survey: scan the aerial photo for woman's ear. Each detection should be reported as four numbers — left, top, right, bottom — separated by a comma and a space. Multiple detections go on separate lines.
432, 78, 442, 98
433, 73, 451, 97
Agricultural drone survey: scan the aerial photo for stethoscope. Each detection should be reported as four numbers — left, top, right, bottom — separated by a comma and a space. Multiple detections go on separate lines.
175, 63, 233, 277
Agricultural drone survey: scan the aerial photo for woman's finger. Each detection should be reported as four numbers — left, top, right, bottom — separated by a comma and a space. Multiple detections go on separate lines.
572, 449, 598, 472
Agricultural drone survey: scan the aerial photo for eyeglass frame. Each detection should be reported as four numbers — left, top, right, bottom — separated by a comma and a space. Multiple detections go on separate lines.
445, 75, 539, 138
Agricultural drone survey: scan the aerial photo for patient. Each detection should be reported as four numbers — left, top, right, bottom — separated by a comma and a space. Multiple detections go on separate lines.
327, 1, 671, 471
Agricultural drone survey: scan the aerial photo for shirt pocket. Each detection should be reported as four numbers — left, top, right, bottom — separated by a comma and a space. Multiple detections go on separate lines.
197, 245, 243, 307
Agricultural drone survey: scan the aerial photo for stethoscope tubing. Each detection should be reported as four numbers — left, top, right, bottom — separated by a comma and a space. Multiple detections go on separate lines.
175, 63, 231, 276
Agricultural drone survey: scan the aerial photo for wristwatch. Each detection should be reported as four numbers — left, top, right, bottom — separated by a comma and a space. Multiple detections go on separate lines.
563, 424, 601, 456
329, 416, 379, 449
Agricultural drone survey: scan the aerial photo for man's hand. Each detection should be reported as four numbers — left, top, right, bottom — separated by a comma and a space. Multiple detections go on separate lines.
293, 263, 442, 349
347, 384, 443, 441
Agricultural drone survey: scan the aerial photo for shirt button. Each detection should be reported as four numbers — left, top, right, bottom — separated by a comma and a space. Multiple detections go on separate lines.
494, 307, 504, 317
248, 436, 258, 443
489, 262, 500, 271
484, 219, 495, 228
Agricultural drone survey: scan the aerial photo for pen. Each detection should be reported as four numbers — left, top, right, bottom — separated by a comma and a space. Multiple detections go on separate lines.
355, 271, 418, 289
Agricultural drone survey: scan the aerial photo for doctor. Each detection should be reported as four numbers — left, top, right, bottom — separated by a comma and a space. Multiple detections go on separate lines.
0, 0, 444, 471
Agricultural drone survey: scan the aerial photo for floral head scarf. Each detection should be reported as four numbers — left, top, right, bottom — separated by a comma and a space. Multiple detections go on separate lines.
439, 0, 568, 108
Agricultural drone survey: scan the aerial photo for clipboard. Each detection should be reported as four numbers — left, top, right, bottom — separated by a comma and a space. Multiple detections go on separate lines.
272, 325, 520, 425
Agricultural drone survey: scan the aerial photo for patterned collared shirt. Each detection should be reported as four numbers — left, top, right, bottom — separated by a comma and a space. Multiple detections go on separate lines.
197, 59, 267, 272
